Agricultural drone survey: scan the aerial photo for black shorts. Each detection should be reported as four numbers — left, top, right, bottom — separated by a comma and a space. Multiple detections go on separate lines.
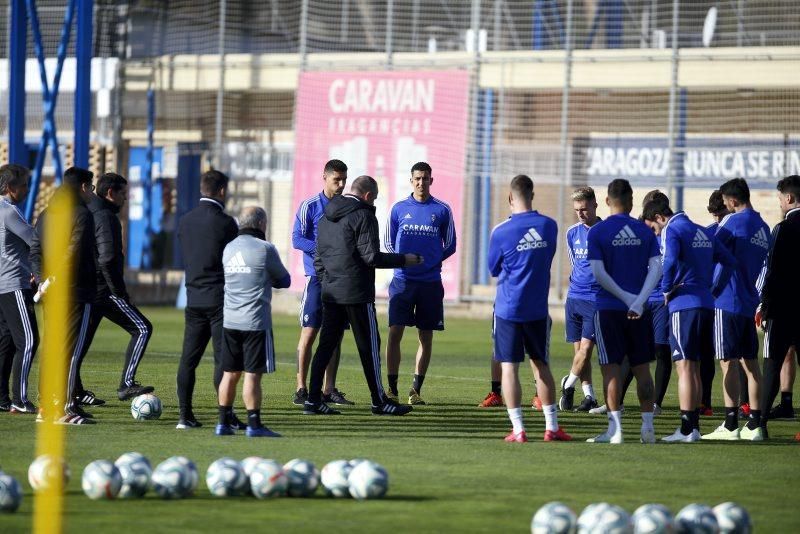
764, 316, 800, 362
221, 328, 275, 374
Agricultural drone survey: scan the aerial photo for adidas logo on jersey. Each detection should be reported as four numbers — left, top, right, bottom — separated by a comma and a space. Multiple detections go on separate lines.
224, 251, 251, 273
750, 227, 769, 249
516, 228, 548, 251
403, 213, 413, 219
611, 225, 642, 246
692, 229, 712, 248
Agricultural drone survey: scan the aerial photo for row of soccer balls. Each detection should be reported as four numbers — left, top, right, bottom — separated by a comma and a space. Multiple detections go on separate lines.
531, 501, 752, 534
0, 453, 388, 511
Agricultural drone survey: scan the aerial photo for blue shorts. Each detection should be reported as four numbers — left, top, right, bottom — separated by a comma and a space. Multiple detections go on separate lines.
594, 309, 655, 366
565, 298, 596, 342
492, 316, 551, 364
300, 276, 349, 330
388, 278, 445, 331
648, 300, 670, 346
713, 309, 758, 360
669, 308, 714, 362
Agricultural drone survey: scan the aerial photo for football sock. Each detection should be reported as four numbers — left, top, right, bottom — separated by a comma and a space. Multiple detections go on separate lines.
507, 407, 525, 434
564, 373, 579, 389
781, 391, 793, 408
412, 374, 425, 394
692, 409, 701, 432
641, 411, 654, 432
491, 381, 501, 395
388, 374, 398, 395
543, 404, 558, 432
679, 410, 693, 435
724, 406, 739, 431
582, 383, 595, 399
247, 409, 262, 429
746, 410, 762, 430
609, 410, 622, 435
218, 405, 231, 426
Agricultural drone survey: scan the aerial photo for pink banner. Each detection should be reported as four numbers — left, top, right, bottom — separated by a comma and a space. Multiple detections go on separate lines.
290, 70, 470, 299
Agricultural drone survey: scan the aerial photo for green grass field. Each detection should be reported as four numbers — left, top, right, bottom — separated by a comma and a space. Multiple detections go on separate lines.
1, 307, 799, 533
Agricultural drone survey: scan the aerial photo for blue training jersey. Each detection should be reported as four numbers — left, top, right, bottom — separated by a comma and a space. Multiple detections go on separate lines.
566, 222, 599, 300
587, 213, 660, 312
384, 194, 456, 282
713, 208, 770, 316
488, 211, 557, 322
648, 234, 665, 303
292, 192, 330, 276
660, 212, 737, 313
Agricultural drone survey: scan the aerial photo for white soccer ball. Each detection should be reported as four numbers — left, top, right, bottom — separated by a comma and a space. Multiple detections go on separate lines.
675, 504, 720, 534
321, 460, 353, 498
241, 456, 264, 478
206, 458, 248, 497
632, 504, 674, 534
578, 503, 631, 534
348, 460, 388, 500
130, 394, 162, 420
578, 503, 611, 533
173, 456, 198, 494
28, 455, 70, 492
0, 473, 22, 512
81, 460, 122, 500
531, 501, 577, 534
114, 452, 151, 499
283, 459, 319, 497
249, 459, 288, 499
151, 458, 191, 499
713, 502, 751, 534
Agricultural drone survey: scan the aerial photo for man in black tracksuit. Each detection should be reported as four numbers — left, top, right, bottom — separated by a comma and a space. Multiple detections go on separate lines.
78, 173, 154, 402
31, 166, 98, 424
303, 175, 423, 416
758, 175, 800, 437
175, 170, 238, 429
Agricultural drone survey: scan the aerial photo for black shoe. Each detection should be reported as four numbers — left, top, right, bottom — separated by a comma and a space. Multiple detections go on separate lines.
371, 398, 413, 416
293, 388, 308, 406
323, 389, 355, 406
558, 376, 575, 411
176, 415, 203, 429
76, 390, 106, 406
229, 411, 248, 430
302, 401, 341, 415
58, 412, 97, 425
10, 400, 37, 414
0, 400, 11, 412
69, 405, 94, 419
769, 404, 796, 420
575, 396, 598, 412
117, 383, 155, 401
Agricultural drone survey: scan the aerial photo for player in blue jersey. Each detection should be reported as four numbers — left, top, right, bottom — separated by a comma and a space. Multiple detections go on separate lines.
291, 159, 353, 407
488, 175, 571, 443
384, 162, 457, 405
586, 179, 662, 444
708, 178, 771, 441
642, 196, 736, 443
559, 187, 601, 412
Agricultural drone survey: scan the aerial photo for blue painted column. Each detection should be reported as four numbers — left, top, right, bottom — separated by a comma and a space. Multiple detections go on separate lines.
142, 88, 155, 269
605, 0, 623, 48
533, 0, 547, 49
8, 0, 27, 165
675, 88, 688, 212
74, 0, 93, 169
474, 89, 494, 285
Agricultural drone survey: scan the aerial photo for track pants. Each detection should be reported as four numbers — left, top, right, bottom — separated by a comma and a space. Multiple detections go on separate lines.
176, 305, 224, 415
65, 302, 93, 411
309, 301, 385, 406
0, 290, 39, 404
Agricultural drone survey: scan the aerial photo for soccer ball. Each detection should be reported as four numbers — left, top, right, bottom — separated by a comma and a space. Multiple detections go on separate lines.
349, 458, 369, 468
283, 459, 319, 497
578, 503, 631, 534
577, 503, 611, 533
249, 459, 288, 499
28, 455, 70, 492
151, 458, 191, 499
173, 456, 199, 494
675, 504, 720, 534
713, 502, 752, 534
114, 452, 151, 498
321, 460, 353, 498
348, 460, 388, 500
130, 394, 162, 420
241, 456, 264, 478
206, 458, 248, 497
632, 504, 674, 534
81, 460, 123, 500
0, 473, 22, 512
531, 501, 577, 534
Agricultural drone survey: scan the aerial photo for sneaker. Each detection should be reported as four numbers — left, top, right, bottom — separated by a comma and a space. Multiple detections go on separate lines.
408, 389, 426, 406
292, 388, 308, 406
558, 376, 575, 411
589, 404, 608, 415
701, 424, 740, 441
69, 405, 94, 419
544, 427, 573, 441
768, 404, 796, 420
794, 432, 800, 442
587, 431, 623, 444
504, 430, 528, 443
57, 413, 96, 425
699, 404, 714, 417
371, 398, 412, 416
478, 391, 504, 408
117, 383, 154, 401
76, 390, 105, 406
323, 389, 354, 406
10, 400, 37, 414
653, 404, 663, 416
303, 401, 341, 415
662, 428, 700, 443
0, 400, 11, 412
739, 403, 751, 418
739, 425, 765, 442
176, 416, 202, 429
641, 428, 656, 444
531, 396, 543, 411
576, 396, 598, 412
385, 391, 399, 403
246, 426, 281, 438
229, 412, 247, 431
215, 424, 235, 436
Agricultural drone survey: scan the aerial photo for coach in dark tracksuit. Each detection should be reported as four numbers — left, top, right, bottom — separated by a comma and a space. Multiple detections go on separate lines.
303, 175, 422, 416
31, 166, 98, 424
175, 170, 238, 429
76, 173, 154, 402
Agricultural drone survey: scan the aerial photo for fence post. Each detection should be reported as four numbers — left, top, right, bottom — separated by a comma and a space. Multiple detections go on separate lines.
214, 0, 226, 169
666, 0, 680, 201
8, 0, 27, 166
556, 0, 574, 300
